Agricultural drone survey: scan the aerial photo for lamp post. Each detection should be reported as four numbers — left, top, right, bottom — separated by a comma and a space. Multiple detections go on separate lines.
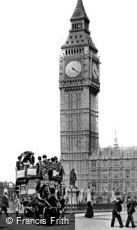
70, 186, 73, 211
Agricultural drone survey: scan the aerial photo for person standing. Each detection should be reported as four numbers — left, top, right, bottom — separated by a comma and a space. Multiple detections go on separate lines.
42, 155, 47, 166
36, 156, 43, 176
85, 201, 94, 218
16, 156, 23, 170
111, 197, 124, 228
0, 191, 9, 218
30, 153, 35, 166
59, 165, 65, 181
125, 196, 136, 228
14, 195, 20, 217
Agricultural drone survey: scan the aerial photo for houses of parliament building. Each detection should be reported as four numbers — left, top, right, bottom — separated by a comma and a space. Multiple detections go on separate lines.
59, 0, 137, 195
90, 145, 137, 195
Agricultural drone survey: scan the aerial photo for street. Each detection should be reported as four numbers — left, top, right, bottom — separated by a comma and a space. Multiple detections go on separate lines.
76, 211, 137, 230
1, 211, 137, 230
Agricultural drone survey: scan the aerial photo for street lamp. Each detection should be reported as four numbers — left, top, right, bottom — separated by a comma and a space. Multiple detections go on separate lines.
70, 186, 73, 211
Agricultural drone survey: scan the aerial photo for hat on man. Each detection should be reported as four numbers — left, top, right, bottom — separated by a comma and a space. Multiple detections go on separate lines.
42, 155, 47, 159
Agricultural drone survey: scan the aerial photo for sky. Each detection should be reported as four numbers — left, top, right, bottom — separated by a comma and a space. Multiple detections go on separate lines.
0, 0, 137, 182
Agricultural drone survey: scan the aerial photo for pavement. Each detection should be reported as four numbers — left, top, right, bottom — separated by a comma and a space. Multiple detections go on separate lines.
76, 211, 137, 230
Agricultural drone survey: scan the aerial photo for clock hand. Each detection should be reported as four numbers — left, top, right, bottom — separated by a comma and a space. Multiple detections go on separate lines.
72, 67, 79, 74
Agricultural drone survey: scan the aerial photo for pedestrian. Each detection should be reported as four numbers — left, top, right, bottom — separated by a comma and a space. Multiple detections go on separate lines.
85, 200, 94, 218
111, 197, 124, 228
0, 191, 9, 218
125, 196, 136, 228
14, 195, 20, 217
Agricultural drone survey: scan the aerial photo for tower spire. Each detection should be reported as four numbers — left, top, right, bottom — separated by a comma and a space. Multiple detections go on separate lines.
71, 0, 90, 22
113, 129, 119, 148
61, 0, 98, 52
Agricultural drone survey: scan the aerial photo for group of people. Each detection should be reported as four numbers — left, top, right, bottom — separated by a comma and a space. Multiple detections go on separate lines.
36, 155, 65, 182
23, 180, 66, 222
0, 181, 66, 223
84, 195, 137, 228
111, 196, 137, 228
16, 152, 65, 182
0, 184, 137, 228
16, 151, 35, 170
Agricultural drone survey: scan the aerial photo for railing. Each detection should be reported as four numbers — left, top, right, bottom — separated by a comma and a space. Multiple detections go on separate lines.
65, 203, 114, 213
16, 170, 26, 179
16, 168, 37, 179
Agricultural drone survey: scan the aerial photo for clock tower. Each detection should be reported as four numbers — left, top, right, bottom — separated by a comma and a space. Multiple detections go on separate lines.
59, 0, 100, 189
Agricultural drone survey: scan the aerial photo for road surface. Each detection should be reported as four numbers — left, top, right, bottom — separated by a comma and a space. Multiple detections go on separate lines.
0, 211, 137, 230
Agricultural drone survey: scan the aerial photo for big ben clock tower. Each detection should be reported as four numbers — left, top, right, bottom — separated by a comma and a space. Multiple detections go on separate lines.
59, 0, 100, 189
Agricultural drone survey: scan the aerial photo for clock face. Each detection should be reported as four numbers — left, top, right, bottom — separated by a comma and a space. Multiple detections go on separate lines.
65, 61, 81, 77
92, 62, 99, 79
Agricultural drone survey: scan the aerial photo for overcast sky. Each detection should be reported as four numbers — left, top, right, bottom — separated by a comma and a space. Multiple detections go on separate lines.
0, 0, 137, 182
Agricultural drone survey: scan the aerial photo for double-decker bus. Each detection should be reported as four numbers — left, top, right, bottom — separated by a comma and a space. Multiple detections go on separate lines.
15, 152, 65, 221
